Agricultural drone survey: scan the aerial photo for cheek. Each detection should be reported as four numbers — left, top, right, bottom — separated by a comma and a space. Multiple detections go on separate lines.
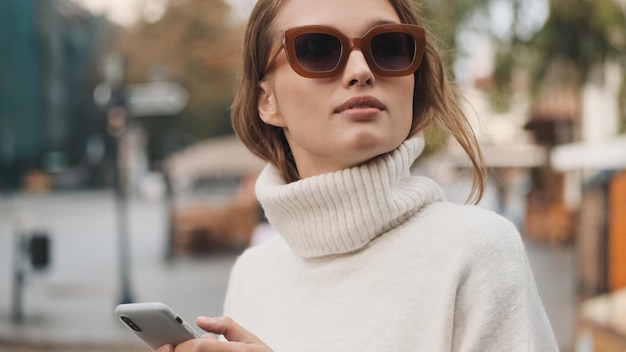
274, 78, 327, 121
397, 79, 415, 125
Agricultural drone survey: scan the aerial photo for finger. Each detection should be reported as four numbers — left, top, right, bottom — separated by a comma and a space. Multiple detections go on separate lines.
156, 344, 174, 352
176, 337, 239, 352
201, 332, 218, 339
196, 316, 265, 345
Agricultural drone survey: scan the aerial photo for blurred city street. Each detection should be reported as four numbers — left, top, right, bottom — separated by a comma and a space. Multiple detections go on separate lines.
0, 189, 577, 351
1, 0, 624, 351
0, 191, 237, 350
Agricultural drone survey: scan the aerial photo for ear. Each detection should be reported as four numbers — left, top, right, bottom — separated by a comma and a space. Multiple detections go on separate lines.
258, 80, 286, 127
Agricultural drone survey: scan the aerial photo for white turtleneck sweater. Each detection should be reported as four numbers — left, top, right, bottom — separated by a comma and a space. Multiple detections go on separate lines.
223, 136, 558, 351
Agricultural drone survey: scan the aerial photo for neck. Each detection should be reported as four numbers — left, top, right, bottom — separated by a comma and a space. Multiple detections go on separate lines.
255, 135, 445, 258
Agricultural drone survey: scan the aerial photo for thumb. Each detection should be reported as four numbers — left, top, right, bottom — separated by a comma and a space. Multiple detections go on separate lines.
196, 316, 265, 345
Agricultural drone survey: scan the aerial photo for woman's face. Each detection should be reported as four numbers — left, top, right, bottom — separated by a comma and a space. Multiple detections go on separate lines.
258, 0, 414, 179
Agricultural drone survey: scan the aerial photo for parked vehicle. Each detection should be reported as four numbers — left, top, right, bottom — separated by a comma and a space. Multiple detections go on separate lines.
163, 135, 265, 256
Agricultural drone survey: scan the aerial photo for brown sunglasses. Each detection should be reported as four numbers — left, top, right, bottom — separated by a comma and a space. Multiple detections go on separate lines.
265, 23, 426, 79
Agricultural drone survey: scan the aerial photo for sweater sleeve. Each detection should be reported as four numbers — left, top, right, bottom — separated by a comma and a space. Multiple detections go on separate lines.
450, 216, 559, 352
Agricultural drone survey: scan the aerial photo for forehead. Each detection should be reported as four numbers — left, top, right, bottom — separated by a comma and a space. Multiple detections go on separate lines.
275, 0, 401, 34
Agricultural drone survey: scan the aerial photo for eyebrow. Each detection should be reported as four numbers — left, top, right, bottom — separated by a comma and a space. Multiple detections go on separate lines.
361, 19, 401, 34
277, 17, 401, 35
371, 19, 399, 26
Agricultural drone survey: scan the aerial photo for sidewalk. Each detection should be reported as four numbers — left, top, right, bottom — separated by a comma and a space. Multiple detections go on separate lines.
0, 191, 237, 350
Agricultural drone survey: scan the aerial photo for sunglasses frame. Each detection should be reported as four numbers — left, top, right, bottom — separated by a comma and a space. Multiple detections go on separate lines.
265, 23, 426, 79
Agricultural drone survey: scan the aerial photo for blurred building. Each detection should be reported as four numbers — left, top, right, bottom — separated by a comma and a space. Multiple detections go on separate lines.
0, 0, 120, 191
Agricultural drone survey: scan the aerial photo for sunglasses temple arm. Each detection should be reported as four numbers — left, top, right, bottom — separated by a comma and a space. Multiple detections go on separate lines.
263, 41, 285, 76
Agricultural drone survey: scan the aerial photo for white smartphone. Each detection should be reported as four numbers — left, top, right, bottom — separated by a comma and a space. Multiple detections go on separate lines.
115, 302, 201, 350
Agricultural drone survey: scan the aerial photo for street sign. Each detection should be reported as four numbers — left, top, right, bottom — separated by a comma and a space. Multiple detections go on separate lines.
126, 82, 189, 117
93, 81, 189, 118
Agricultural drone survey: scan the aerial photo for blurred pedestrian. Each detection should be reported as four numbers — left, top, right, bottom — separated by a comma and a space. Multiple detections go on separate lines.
158, 0, 558, 350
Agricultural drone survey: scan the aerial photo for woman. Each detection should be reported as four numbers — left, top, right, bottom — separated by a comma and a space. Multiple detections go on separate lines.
159, 0, 558, 350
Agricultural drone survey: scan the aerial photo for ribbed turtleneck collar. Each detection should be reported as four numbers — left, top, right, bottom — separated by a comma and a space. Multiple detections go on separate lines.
255, 136, 444, 258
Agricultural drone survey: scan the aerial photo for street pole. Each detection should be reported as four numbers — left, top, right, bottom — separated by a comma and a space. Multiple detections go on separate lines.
115, 158, 134, 304
99, 53, 135, 305
10, 225, 26, 322
10, 205, 33, 322
94, 55, 189, 293
109, 105, 134, 304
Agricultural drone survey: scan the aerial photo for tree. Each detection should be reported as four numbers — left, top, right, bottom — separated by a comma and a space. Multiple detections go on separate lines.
415, 0, 496, 154
489, 0, 626, 129
117, 0, 245, 161
420, 0, 493, 71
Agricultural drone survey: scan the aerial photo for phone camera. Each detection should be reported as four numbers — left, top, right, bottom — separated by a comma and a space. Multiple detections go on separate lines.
120, 316, 142, 332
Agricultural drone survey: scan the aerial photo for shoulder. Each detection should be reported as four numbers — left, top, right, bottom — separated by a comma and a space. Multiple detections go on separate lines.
422, 201, 518, 234
427, 204, 559, 349
413, 201, 523, 253
416, 202, 533, 295
396, 201, 531, 286
224, 235, 293, 313
229, 235, 294, 280
368, 200, 527, 283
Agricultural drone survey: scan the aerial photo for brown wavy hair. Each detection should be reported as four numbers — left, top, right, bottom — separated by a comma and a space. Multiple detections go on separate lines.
231, 0, 486, 203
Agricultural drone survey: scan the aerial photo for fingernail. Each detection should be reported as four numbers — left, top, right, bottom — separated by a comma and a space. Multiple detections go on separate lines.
197, 316, 214, 322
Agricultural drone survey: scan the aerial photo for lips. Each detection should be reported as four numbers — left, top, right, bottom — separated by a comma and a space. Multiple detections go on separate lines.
334, 96, 386, 114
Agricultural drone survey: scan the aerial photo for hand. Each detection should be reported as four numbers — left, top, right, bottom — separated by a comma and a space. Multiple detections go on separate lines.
156, 316, 272, 352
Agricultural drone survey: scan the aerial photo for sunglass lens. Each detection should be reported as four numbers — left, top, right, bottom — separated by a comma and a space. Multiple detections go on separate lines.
294, 33, 342, 72
370, 32, 415, 71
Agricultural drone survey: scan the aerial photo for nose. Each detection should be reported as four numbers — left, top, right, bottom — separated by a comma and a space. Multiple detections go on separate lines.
342, 49, 375, 87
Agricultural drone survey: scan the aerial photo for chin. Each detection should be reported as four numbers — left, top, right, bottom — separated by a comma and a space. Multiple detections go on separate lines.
355, 133, 403, 152
347, 143, 398, 166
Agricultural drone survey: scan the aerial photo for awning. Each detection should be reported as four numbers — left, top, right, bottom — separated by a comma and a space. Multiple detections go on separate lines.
444, 143, 548, 168
552, 137, 626, 171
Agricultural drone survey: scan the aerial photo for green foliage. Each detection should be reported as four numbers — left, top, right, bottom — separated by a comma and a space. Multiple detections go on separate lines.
489, 0, 626, 112
617, 70, 626, 134
422, 124, 450, 156
420, 0, 492, 76
417, 0, 494, 153
531, 0, 624, 84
